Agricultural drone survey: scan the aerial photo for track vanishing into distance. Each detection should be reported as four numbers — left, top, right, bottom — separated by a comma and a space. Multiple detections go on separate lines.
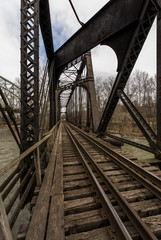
62, 122, 161, 240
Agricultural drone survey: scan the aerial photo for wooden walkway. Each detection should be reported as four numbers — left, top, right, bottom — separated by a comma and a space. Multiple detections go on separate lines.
26, 124, 64, 240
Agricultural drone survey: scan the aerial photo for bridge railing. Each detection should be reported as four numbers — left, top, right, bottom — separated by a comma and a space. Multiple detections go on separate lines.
0, 121, 59, 238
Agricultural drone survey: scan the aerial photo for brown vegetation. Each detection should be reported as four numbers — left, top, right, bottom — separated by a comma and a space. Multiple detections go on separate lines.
95, 70, 156, 136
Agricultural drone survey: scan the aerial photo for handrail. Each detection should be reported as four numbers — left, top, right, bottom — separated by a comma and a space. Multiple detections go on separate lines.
0, 122, 59, 177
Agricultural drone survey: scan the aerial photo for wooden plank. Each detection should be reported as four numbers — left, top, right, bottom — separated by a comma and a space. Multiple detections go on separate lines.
46, 123, 64, 240
131, 199, 161, 217
63, 173, 88, 182
65, 209, 108, 234
64, 187, 95, 201
64, 179, 92, 191
46, 195, 64, 240
143, 214, 161, 238
122, 188, 154, 203
63, 165, 86, 175
65, 226, 111, 240
25, 126, 60, 240
64, 197, 101, 215
0, 195, 13, 240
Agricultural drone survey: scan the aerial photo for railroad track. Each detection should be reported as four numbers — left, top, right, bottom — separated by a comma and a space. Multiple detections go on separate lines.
63, 122, 161, 240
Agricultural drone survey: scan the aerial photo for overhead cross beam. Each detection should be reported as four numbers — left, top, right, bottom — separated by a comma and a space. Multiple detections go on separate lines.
54, 0, 146, 71
40, 0, 54, 63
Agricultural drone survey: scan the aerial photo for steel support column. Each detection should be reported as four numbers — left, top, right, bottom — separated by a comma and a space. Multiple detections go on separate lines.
157, 10, 161, 141
21, 0, 39, 149
75, 88, 78, 125
86, 92, 90, 131
81, 52, 99, 131
79, 87, 82, 128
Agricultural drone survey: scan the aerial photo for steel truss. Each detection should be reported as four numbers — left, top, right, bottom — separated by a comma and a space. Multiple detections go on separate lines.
21, 0, 39, 149
19, 0, 161, 158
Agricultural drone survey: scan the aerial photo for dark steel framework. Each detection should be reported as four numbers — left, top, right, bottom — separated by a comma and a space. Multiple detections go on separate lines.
20, 0, 161, 158
21, 0, 39, 150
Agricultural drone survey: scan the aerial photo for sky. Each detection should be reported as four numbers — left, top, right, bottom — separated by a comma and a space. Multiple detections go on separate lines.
0, 0, 157, 82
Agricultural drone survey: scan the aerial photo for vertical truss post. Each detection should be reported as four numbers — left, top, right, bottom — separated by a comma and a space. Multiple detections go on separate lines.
21, 0, 39, 150
72, 94, 75, 124
49, 66, 55, 129
86, 92, 90, 131
75, 88, 77, 125
84, 52, 99, 131
55, 88, 61, 123
157, 10, 161, 141
79, 87, 82, 128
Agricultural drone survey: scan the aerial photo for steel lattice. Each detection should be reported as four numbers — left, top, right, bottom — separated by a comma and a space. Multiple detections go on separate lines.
21, 0, 39, 148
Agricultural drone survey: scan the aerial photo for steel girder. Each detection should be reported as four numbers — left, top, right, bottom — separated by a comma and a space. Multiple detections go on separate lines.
97, 0, 157, 134
157, 10, 161, 141
21, 0, 39, 149
40, 0, 54, 63
39, 0, 160, 141
54, 0, 146, 71
52, 0, 157, 135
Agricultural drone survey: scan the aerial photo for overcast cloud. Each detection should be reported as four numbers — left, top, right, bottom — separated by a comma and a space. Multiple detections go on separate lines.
0, 0, 157, 82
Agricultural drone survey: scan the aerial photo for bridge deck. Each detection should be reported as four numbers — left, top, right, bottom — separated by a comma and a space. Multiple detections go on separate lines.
23, 122, 161, 240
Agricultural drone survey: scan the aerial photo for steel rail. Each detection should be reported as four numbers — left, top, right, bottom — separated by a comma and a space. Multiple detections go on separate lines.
68, 123, 161, 189
65, 123, 158, 240
64, 124, 132, 240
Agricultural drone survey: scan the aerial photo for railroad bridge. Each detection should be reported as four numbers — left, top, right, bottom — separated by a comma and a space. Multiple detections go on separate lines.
1, 0, 161, 239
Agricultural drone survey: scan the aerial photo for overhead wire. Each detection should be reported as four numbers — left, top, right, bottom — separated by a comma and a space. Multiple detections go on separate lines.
68, 0, 84, 26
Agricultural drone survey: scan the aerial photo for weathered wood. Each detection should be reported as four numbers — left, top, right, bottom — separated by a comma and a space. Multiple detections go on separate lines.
64, 187, 95, 201
122, 188, 154, 203
131, 199, 161, 218
0, 194, 13, 240
25, 126, 60, 240
64, 197, 101, 215
46, 195, 64, 240
63, 165, 86, 175
143, 214, 161, 238
33, 147, 41, 187
65, 209, 108, 234
65, 226, 111, 240
46, 123, 64, 240
64, 179, 92, 191
63, 173, 88, 182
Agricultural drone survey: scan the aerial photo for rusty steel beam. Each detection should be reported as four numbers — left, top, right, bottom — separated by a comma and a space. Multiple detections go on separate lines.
157, 10, 161, 141
21, 0, 39, 149
40, 0, 54, 62
55, 0, 145, 71
97, 0, 157, 134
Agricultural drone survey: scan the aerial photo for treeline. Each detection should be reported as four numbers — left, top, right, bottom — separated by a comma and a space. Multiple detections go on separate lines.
95, 70, 156, 136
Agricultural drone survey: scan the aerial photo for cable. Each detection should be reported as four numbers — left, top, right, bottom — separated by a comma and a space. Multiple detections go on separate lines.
68, 0, 84, 26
